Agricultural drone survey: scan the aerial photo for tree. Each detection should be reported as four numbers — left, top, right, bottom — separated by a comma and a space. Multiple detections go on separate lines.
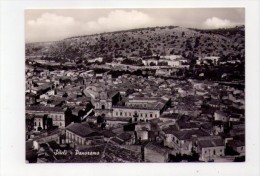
149, 62, 156, 66
194, 37, 200, 48
170, 49, 175, 55
189, 151, 200, 161
103, 56, 113, 63
234, 156, 245, 162
122, 58, 139, 65
139, 50, 145, 57
158, 61, 168, 66
97, 115, 104, 125
85, 103, 94, 112
169, 152, 199, 162
97, 114, 107, 128
114, 43, 120, 48
145, 48, 153, 56
168, 153, 182, 162
78, 109, 85, 117
225, 146, 239, 156
101, 122, 106, 129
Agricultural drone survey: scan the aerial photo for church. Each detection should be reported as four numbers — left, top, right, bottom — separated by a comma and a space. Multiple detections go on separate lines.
84, 83, 171, 121
84, 83, 121, 117
84, 72, 170, 120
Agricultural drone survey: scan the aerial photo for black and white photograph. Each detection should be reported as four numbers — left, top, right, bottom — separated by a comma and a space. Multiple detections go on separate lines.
24, 8, 246, 163
2, 0, 260, 175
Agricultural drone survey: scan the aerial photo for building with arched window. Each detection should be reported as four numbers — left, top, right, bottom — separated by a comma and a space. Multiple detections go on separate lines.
84, 82, 170, 120
84, 83, 121, 117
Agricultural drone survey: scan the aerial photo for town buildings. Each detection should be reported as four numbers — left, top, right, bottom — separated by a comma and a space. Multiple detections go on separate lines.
25, 53, 245, 163
66, 122, 103, 146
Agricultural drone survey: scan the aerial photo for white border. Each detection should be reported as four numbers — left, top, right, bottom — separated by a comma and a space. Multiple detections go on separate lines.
1, 0, 260, 176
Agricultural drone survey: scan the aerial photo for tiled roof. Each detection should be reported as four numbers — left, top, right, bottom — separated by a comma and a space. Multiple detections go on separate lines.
163, 125, 179, 134
145, 142, 168, 155
198, 138, 224, 148
111, 137, 124, 145
66, 123, 96, 137
26, 105, 65, 113
177, 121, 199, 130
117, 132, 133, 141
172, 129, 209, 140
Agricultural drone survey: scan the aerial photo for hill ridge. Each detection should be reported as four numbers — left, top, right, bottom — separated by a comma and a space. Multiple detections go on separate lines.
26, 25, 245, 61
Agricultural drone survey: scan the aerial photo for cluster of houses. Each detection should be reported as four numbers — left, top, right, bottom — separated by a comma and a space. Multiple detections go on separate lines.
141, 55, 190, 68
25, 55, 245, 163
84, 81, 171, 122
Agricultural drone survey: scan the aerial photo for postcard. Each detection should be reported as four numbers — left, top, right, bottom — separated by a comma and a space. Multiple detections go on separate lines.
24, 8, 246, 163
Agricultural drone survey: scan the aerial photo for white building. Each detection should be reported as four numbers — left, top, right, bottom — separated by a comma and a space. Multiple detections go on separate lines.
214, 111, 229, 122
88, 57, 103, 63
197, 56, 220, 65
195, 136, 225, 162
160, 55, 182, 60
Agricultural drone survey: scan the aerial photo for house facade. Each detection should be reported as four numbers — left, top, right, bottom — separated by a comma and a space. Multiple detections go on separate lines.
85, 84, 170, 120
65, 122, 103, 146
26, 106, 71, 130
195, 136, 225, 161
144, 142, 169, 162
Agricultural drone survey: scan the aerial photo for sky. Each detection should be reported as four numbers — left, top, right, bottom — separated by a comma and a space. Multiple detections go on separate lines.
25, 8, 245, 43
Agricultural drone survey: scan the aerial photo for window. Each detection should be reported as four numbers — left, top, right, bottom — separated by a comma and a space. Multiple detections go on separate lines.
129, 112, 131, 117
150, 114, 153, 118
116, 112, 118, 116
241, 147, 243, 150
205, 151, 207, 154
60, 122, 62, 126
155, 114, 157, 118
213, 149, 216, 155
145, 114, 147, 117
120, 112, 122, 116
125, 112, 127, 116
140, 113, 143, 117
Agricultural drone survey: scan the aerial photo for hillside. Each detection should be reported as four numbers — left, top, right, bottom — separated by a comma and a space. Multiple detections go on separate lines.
25, 25, 245, 60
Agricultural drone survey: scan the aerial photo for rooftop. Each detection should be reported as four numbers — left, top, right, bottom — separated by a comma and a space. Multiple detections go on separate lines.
171, 129, 209, 140
26, 105, 65, 113
145, 142, 168, 155
66, 122, 101, 137
197, 136, 224, 148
